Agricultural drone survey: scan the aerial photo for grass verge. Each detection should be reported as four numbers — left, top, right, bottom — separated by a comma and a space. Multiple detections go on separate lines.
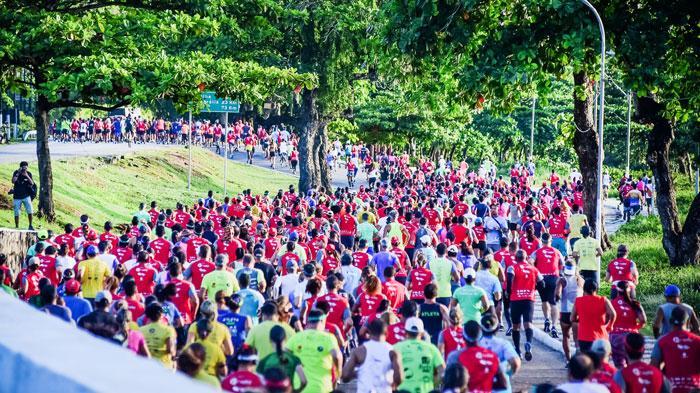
0, 147, 296, 231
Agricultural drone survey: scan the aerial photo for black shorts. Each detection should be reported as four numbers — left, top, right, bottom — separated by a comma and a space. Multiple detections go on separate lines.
476, 240, 487, 253
508, 222, 518, 231
560, 312, 571, 325
510, 300, 534, 324
538, 275, 558, 305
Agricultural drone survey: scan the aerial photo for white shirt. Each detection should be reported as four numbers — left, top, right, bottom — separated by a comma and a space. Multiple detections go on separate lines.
556, 382, 608, 393
273, 273, 301, 299
56, 255, 76, 273
340, 265, 362, 293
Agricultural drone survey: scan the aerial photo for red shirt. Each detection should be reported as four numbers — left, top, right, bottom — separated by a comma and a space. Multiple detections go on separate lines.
458, 346, 500, 393
338, 214, 357, 236
450, 224, 469, 245
172, 210, 191, 226
54, 234, 76, 257
408, 267, 432, 300
99, 232, 119, 251
441, 326, 466, 360
0, 265, 11, 286
382, 279, 406, 310
22, 270, 43, 300
37, 255, 59, 285
472, 225, 486, 242
148, 208, 160, 225
263, 237, 279, 259
352, 251, 371, 270
611, 297, 643, 333
186, 236, 210, 263
607, 258, 636, 285
358, 292, 386, 317
170, 278, 196, 324
390, 247, 409, 276
519, 237, 540, 256
128, 263, 158, 295
221, 370, 264, 393
508, 262, 539, 301
187, 259, 215, 289
279, 252, 301, 275
574, 295, 609, 341
125, 297, 145, 320
217, 239, 241, 264
547, 214, 568, 238
322, 256, 339, 275
150, 237, 172, 268
656, 330, 700, 392
114, 246, 133, 264
316, 293, 349, 329
590, 361, 621, 393
533, 246, 562, 276
386, 321, 406, 345
620, 361, 665, 393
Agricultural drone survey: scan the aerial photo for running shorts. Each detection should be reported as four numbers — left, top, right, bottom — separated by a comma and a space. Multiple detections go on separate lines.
537, 275, 558, 305
510, 300, 534, 324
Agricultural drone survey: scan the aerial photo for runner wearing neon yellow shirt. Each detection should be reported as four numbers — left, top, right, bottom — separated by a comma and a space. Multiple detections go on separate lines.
286, 310, 342, 393
572, 226, 603, 285
199, 255, 239, 300
428, 244, 459, 305
394, 317, 445, 393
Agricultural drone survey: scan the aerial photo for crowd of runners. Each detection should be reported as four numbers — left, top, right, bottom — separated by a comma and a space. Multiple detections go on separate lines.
3, 127, 698, 393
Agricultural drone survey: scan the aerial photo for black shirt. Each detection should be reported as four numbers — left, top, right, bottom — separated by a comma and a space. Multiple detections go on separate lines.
419, 302, 443, 345
12, 169, 33, 200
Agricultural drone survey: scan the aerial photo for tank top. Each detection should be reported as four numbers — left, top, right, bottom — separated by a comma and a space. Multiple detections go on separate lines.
611, 297, 642, 333
620, 361, 664, 393
441, 326, 466, 360
657, 330, 700, 391
561, 275, 582, 313
575, 294, 608, 341
357, 340, 394, 393
659, 303, 695, 336
509, 205, 520, 223
419, 302, 444, 345
408, 267, 432, 300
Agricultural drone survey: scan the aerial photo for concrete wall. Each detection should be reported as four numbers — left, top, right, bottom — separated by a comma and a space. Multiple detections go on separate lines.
0, 229, 34, 274
0, 295, 216, 393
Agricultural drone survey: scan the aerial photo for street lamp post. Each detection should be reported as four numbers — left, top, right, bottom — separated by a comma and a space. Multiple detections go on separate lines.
188, 110, 192, 191
608, 78, 632, 176
580, 0, 606, 243
223, 113, 228, 196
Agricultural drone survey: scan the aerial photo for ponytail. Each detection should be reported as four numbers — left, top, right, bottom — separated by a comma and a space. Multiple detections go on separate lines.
274, 338, 287, 365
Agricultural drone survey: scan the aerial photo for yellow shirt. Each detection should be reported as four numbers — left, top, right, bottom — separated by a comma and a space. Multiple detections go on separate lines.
286, 329, 339, 393
200, 270, 240, 299
188, 340, 225, 377
187, 320, 232, 351
573, 237, 600, 271
194, 371, 221, 390
356, 210, 377, 224
245, 320, 296, 359
140, 322, 176, 368
78, 258, 110, 299
567, 213, 588, 239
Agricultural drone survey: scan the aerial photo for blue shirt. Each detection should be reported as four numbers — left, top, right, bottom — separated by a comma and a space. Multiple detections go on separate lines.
63, 295, 93, 322
218, 309, 248, 349
370, 251, 398, 282
237, 288, 265, 321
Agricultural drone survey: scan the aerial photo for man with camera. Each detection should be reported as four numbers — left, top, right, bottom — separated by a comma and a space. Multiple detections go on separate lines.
11, 161, 35, 230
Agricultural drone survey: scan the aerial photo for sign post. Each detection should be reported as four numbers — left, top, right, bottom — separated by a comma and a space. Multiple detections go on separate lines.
201, 92, 239, 196
187, 110, 192, 191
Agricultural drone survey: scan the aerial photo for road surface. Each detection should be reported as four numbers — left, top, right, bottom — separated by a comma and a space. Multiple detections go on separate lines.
0, 140, 172, 164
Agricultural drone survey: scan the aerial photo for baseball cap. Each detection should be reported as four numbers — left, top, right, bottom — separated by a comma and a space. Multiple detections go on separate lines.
289, 231, 298, 242
420, 235, 431, 245
447, 245, 459, 255
63, 268, 75, 279
302, 263, 315, 278
64, 279, 81, 295
37, 230, 49, 240
664, 285, 681, 297
391, 236, 400, 246
254, 247, 264, 257
85, 245, 98, 256
286, 260, 298, 271
475, 217, 483, 224
463, 268, 476, 280
95, 290, 112, 304
379, 238, 389, 248
27, 257, 39, 266
480, 313, 499, 334
405, 317, 424, 333
591, 339, 611, 357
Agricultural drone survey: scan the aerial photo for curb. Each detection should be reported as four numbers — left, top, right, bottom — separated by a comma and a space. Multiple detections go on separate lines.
532, 326, 566, 355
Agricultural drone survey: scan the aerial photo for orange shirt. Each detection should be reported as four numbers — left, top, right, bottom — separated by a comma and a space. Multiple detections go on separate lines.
575, 294, 609, 342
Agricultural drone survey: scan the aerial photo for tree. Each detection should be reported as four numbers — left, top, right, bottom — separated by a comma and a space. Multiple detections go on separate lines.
604, 0, 700, 265
0, 1, 313, 221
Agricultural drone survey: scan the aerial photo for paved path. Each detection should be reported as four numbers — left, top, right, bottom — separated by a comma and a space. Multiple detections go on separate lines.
0, 141, 173, 164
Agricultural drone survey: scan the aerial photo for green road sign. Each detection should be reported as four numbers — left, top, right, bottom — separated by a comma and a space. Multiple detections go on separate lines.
201, 91, 240, 113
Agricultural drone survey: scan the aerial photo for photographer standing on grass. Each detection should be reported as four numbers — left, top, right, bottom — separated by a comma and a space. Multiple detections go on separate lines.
11, 161, 35, 230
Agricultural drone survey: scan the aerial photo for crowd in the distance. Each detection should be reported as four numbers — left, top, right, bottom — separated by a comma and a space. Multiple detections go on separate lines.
1, 143, 698, 393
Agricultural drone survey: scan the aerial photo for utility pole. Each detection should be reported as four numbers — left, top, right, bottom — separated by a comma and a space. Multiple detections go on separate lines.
580, 0, 606, 243
223, 113, 228, 196
529, 97, 536, 162
625, 90, 631, 176
187, 110, 192, 191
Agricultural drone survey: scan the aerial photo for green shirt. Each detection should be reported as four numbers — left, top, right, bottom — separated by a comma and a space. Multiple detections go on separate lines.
567, 213, 588, 238
200, 269, 240, 299
258, 349, 303, 387
357, 222, 378, 244
1, 284, 18, 297
394, 339, 444, 393
452, 284, 487, 322
245, 320, 296, 359
573, 236, 600, 271
429, 257, 455, 298
286, 329, 339, 393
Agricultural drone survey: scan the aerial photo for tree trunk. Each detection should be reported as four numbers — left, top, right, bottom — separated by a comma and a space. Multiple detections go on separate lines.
35, 94, 55, 222
638, 95, 699, 265
572, 71, 605, 242
315, 122, 332, 191
298, 89, 321, 193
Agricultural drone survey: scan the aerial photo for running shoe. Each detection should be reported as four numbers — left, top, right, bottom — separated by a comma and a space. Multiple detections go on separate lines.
551, 328, 559, 339
498, 324, 505, 332
524, 342, 533, 361
544, 318, 551, 333
506, 327, 512, 336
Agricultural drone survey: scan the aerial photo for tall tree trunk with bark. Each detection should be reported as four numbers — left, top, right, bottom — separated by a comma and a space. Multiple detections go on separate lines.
572, 71, 605, 241
315, 123, 332, 191
638, 95, 700, 266
35, 94, 55, 222
298, 89, 321, 193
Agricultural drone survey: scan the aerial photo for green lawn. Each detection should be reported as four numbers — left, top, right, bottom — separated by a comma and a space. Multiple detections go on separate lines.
0, 147, 296, 231
600, 176, 699, 334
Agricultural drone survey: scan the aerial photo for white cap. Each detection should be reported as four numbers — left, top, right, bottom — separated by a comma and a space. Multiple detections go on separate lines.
420, 235, 431, 245
95, 290, 112, 304
447, 245, 459, 254
591, 339, 612, 356
27, 257, 40, 266
563, 264, 575, 276
464, 268, 477, 280
404, 317, 424, 333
